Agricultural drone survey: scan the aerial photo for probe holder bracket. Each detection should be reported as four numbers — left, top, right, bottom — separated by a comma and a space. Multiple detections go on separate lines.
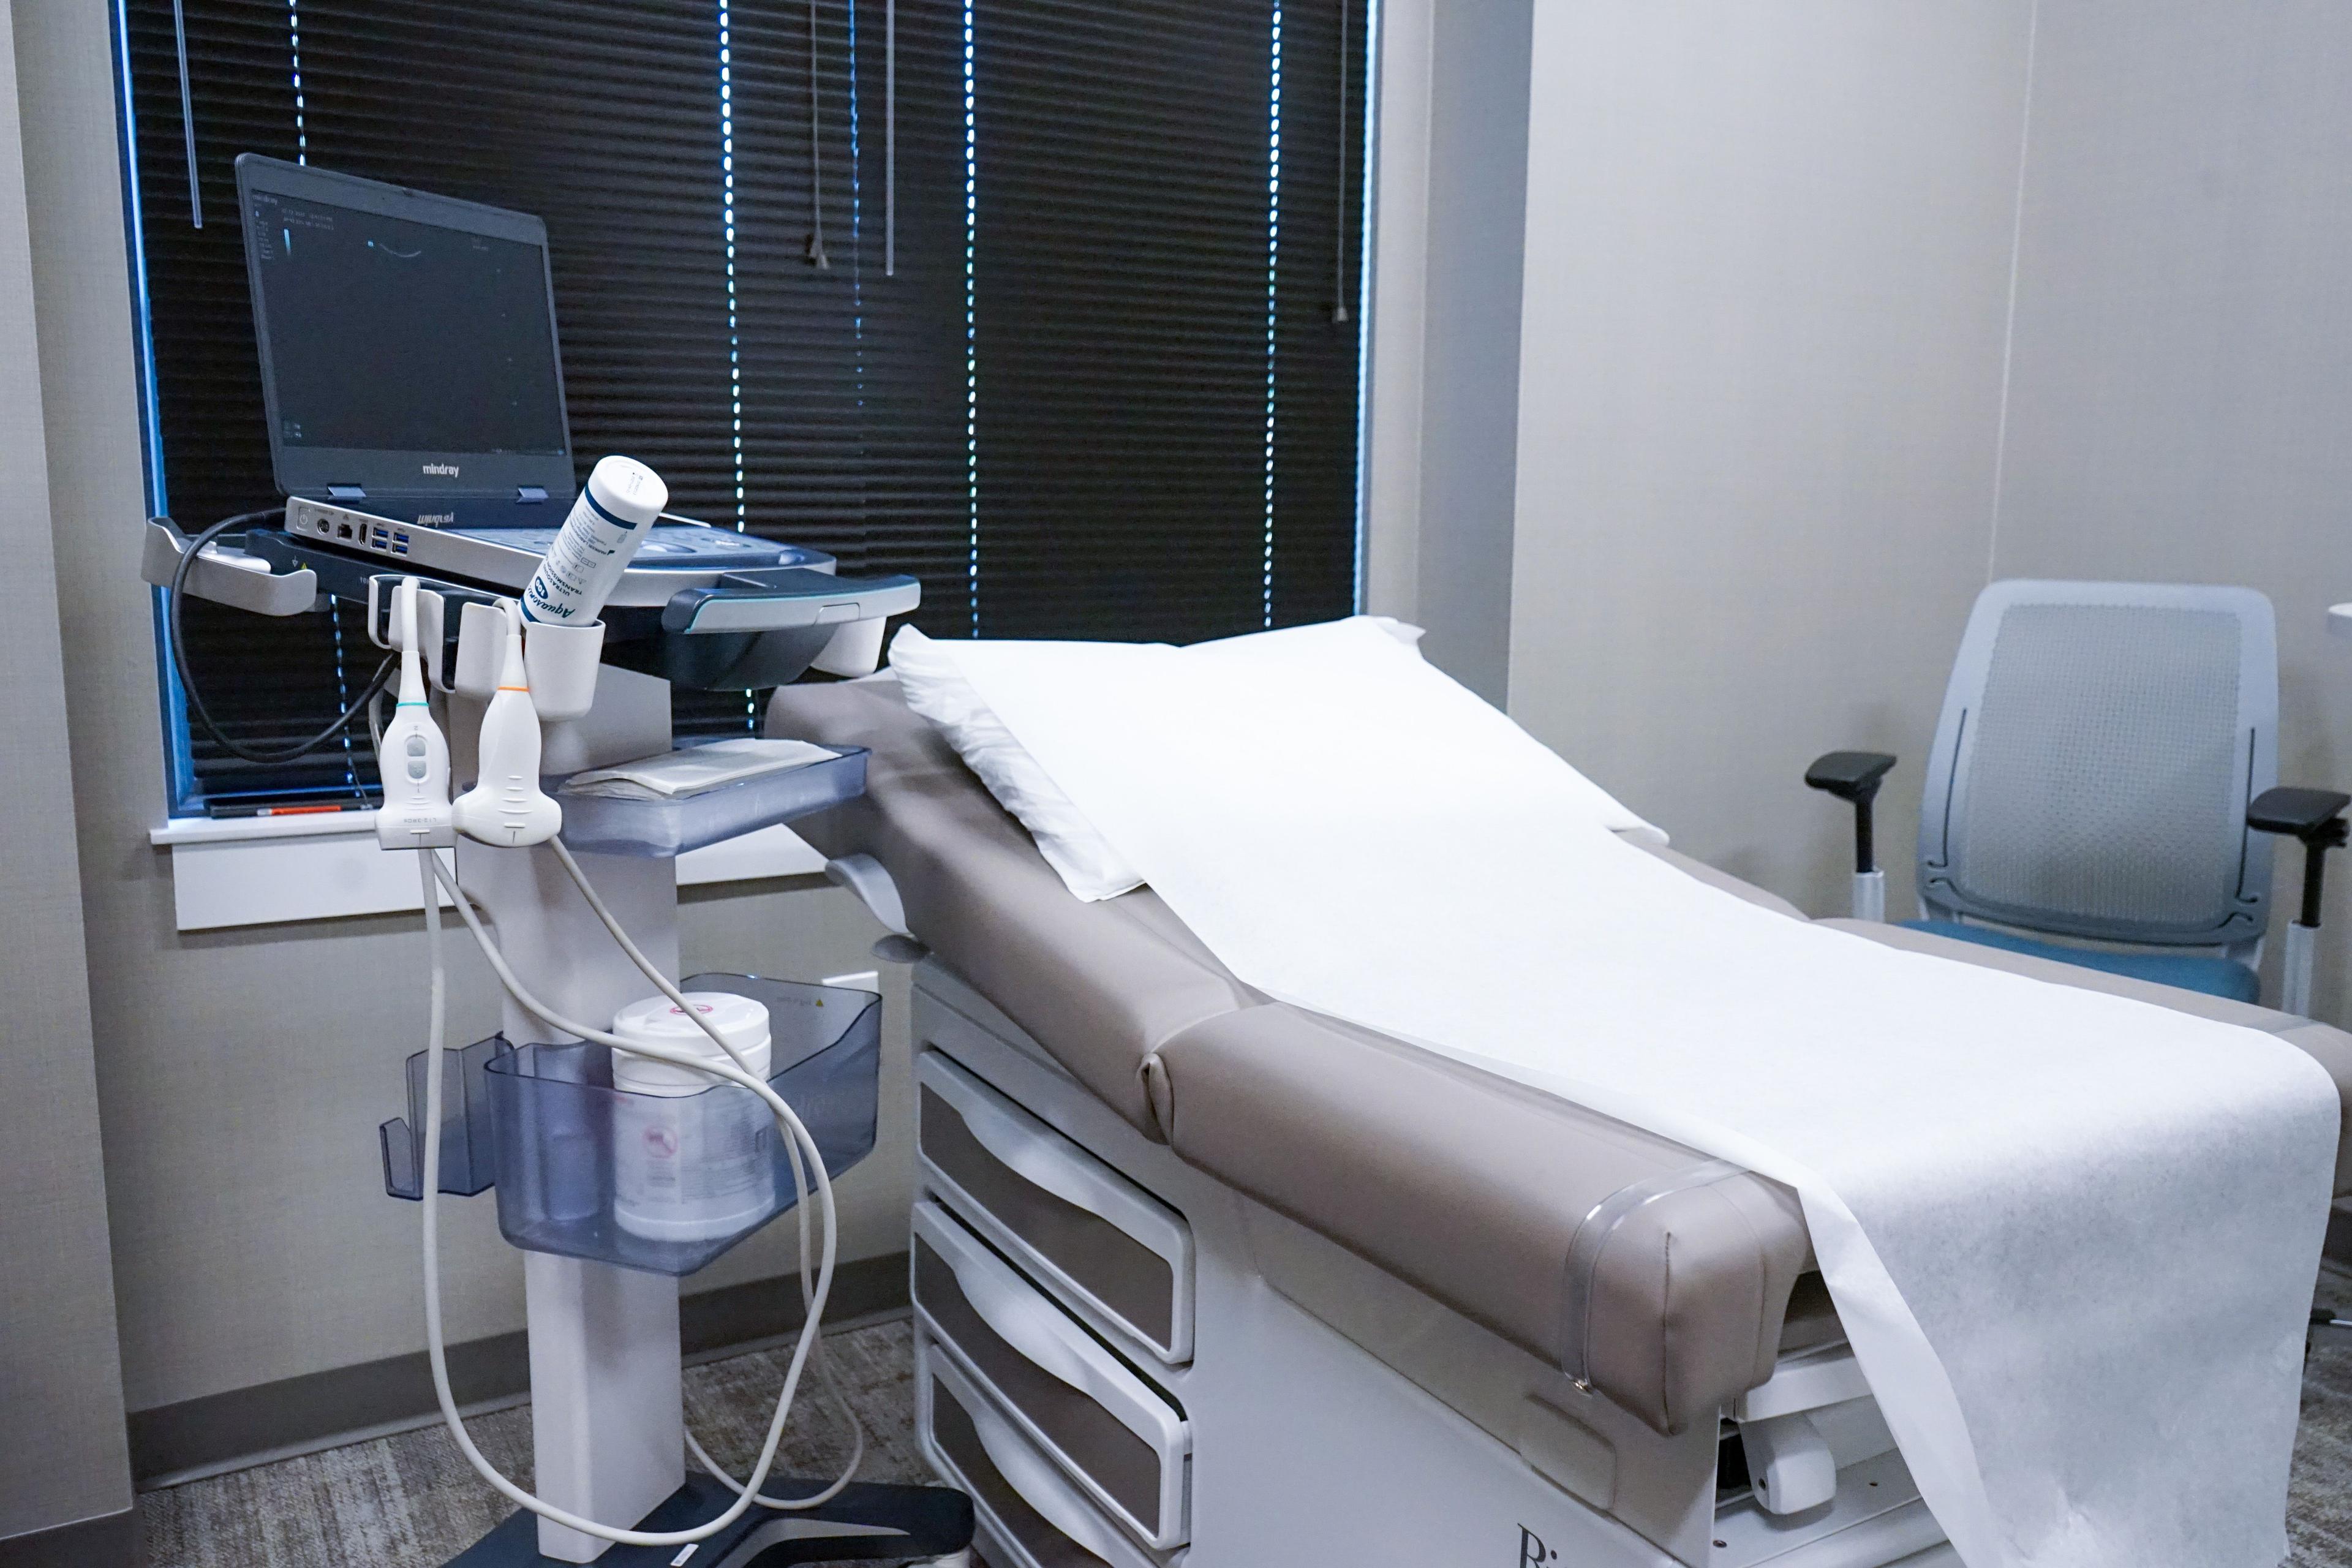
141, 518, 320, 616
366, 573, 505, 693
446, 600, 607, 720
521, 619, 606, 720
381, 1033, 511, 1200
365, 573, 448, 662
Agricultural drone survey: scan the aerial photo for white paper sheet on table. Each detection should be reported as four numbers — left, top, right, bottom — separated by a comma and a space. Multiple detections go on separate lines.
933, 616, 2340, 1568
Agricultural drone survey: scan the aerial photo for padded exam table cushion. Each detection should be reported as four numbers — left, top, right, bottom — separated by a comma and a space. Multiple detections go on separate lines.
768, 677, 2352, 1436
770, 677, 1811, 1436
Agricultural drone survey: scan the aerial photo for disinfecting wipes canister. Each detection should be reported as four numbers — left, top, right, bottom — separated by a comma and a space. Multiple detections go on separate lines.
519, 454, 669, 625
610, 991, 776, 1245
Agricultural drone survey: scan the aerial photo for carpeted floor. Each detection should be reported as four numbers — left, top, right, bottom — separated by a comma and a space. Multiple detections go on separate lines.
140, 1317, 934, 1568
2295, 1269, 2352, 1567
146, 1295, 2352, 1567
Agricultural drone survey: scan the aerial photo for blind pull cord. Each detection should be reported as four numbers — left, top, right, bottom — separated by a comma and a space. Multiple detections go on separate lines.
807, 0, 831, 269
173, 0, 203, 227
1332, 0, 1349, 323
886, 0, 896, 277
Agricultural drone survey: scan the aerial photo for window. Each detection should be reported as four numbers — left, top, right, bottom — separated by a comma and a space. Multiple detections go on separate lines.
121, 0, 1368, 813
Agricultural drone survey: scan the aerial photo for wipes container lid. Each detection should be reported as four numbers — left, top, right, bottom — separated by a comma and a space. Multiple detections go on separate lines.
611, 990, 772, 1096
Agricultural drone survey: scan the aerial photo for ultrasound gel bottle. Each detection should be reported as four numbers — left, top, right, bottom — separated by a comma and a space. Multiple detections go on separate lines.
518, 454, 669, 625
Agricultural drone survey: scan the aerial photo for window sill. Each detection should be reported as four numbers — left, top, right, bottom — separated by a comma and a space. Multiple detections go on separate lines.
148, 811, 825, 932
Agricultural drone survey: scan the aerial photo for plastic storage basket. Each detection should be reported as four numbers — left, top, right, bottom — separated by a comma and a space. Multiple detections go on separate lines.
480, 973, 880, 1276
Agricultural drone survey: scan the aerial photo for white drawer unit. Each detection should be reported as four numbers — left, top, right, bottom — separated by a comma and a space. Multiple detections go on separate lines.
913, 1201, 1191, 1550
917, 1329, 1169, 1568
917, 1049, 1195, 1363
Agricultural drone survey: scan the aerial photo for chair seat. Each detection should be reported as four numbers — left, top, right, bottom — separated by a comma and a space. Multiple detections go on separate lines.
1900, 920, 2261, 1003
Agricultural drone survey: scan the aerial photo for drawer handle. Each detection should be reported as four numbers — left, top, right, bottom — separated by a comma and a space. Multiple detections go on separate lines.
942, 1073, 1137, 1226
936, 1222, 1129, 1410
918, 1206, 1185, 1459
959, 1379, 1138, 1566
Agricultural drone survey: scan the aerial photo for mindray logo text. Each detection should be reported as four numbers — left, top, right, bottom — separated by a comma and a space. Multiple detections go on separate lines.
421, 462, 461, 477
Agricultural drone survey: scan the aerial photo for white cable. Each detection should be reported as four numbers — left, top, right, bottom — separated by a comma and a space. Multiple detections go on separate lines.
453, 855, 862, 1501
518, 845, 810, 1238
421, 851, 831, 1542
545, 837, 762, 1075
544, 836, 866, 1508
416, 851, 839, 1548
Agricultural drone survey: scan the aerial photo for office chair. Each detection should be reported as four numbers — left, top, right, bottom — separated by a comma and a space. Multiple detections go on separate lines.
1807, 580, 2349, 1011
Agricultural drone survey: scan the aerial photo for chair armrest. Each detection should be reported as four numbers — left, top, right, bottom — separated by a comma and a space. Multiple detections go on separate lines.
2249, 786, 2352, 846
1805, 752, 1898, 879
2250, 786, 2351, 940
1803, 751, 1897, 804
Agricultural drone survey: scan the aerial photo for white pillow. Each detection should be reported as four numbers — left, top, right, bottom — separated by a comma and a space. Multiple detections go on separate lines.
888, 619, 1436, 902
888, 626, 1147, 902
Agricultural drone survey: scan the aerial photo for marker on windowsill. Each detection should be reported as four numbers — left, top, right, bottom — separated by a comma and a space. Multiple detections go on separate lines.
205, 801, 369, 820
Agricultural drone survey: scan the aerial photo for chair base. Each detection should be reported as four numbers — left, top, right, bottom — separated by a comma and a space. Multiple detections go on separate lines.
443, 1476, 974, 1568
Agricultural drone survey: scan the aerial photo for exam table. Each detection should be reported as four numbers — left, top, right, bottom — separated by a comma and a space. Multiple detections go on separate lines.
768, 674, 2352, 1568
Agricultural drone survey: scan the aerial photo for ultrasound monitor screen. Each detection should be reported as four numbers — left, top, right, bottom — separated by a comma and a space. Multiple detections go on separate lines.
247, 189, 567, 457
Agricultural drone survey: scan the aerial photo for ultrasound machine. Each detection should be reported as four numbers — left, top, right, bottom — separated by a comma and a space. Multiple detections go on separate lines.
147, 153, 915, 688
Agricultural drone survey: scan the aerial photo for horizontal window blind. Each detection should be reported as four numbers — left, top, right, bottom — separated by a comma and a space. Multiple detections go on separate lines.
123, 0, 1365, 812
969, 0, 1365, 641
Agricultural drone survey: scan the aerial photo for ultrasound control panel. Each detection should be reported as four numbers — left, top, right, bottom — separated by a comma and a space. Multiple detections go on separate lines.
451, 524, 794, 566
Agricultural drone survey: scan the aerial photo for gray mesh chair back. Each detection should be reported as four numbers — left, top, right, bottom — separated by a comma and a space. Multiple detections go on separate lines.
1917, 581, 2277, 956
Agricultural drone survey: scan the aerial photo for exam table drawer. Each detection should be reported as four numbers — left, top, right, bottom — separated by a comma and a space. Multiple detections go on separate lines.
918, 1330, 1166, 1568
913, 1201, 1190, 1549
918, 1049, 1194, 1363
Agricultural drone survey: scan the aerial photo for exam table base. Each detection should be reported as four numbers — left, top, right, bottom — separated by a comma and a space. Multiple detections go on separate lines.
440, 1476, 974, 1568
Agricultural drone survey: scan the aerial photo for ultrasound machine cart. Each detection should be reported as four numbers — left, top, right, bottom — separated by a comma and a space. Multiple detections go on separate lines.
146, 156, 967, 1567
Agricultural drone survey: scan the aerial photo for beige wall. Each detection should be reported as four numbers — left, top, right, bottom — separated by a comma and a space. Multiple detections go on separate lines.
1409, 0, 1532, 704
14, 1, 911, 1420
0, 0, 135, 1540
1359, 0, 1533, 704
1359, 0, 1427, 627
1989, 1, 2352, 1019
1506, 1, 2037, 919
1500, 2, 2352, 1024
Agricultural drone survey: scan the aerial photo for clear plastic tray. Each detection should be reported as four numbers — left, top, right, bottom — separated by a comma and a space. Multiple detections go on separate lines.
381, 1035, 508, 1200
553, 745, 869, 858
479, 973, 881, 1277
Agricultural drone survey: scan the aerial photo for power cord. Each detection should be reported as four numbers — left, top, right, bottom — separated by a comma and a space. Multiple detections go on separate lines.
164, 510, 394, 766
415, 850, 840, 1548
544, 837, 867, 1509
369, 603, 863, 1543
374, 673, 870, 1516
